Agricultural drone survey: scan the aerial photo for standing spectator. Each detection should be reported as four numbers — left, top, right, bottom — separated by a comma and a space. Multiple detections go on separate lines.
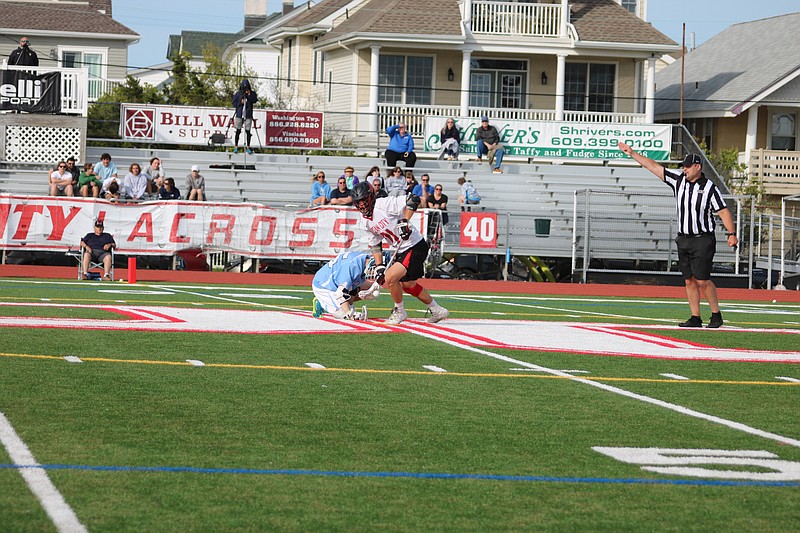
404, 170, 418, 195
78, 163, 102, 198
8, 36, 38, 66
340, 166, 359, 189
457, 177, 481, 210
350, 182, 448, 325
79, 219, 115, 281
384, 122, 417, 168
428, 183, 449, 225
232, 79, 258, 154
143, 157, 166, 194
159, 177, 181, 200
385, 166, 406, 197
438, 118, 461, 160
328, 177, 353, 206
619, 143, 739, 328
476, 116, 505, 174
310, 171, 330, 206
412, 173, 434, 207
185, 165, 205, 201
49, 161, 74, 196
94, 153, 118, 183
124, 163, 147, 201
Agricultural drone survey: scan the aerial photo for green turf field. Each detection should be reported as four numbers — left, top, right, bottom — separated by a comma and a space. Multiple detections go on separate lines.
0, 278, 798, 532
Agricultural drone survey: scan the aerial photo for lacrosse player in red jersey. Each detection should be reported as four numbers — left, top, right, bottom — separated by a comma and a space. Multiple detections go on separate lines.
350, 182, 448, 325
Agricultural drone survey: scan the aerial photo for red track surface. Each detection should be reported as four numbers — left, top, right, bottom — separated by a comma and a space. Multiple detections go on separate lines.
3, 264, 799, 302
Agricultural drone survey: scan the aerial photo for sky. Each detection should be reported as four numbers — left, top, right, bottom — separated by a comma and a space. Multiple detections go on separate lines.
115, 0, 800, 69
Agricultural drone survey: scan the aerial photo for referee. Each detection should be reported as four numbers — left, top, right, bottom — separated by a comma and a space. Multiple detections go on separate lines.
619, 142, 739, 328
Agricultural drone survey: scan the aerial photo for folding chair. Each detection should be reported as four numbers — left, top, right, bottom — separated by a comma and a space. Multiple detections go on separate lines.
67, 249, 114, 280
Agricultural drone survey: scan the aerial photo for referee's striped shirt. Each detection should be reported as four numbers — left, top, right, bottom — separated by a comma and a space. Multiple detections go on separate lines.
663, 169, 727, 236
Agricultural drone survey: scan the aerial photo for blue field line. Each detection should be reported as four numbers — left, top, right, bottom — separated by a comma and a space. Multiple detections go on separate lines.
1, 463, 798, 487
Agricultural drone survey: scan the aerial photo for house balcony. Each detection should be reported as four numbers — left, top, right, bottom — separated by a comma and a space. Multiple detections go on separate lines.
471, 1, 564, 38
87, 77, 124, 102
1, 65, 88, 116
740, 149, 800, 196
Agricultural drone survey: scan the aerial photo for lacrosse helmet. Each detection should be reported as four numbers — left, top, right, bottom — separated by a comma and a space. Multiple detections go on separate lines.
351, 182, 376, 218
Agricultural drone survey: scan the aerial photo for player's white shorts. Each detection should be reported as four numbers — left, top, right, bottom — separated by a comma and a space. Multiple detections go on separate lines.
312, 285, 341, 313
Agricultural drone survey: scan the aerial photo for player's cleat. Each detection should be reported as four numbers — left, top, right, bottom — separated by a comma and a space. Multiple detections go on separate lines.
312, 298, 323, 318
678, 315, 702, 328
385, 306, 408, 325
427, 306, 449, 324
706, 312, 723, 329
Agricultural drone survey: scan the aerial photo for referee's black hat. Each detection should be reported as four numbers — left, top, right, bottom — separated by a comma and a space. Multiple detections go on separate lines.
682, 153, 703, 167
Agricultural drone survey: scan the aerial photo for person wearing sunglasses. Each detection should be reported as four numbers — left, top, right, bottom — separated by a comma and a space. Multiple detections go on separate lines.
438, 118, 460, 161
411, 174, 434, 207
9, 37, 38, 66
49, 161, 74, 196
385, 166, 406, 197
310, 172, 330, 206
384, 122, 417, 169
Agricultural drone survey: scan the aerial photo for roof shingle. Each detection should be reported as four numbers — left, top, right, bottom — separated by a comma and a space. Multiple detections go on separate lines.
0, 1, 137, 36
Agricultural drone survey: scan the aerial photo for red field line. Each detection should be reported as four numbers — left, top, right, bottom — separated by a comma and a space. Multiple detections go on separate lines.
2, 264, 799, 302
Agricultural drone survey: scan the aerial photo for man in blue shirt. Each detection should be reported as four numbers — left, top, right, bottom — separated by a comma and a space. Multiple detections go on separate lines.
80, 219, 116, 280
311, 251, 381, 319
412, 173, 435, 207
384, 123, 417, 169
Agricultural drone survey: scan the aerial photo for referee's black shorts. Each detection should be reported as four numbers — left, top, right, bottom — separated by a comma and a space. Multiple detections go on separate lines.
676, 234, 716, 281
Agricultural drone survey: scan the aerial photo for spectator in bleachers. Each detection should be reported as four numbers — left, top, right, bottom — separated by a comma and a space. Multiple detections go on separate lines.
159, 177, 181, 200
458, 177, 481, 210
124, 163, 147, 201
476, 116, 505, 174
340, 166, 359, 189
104, 180, 121, 202
385, 166, 406, 197
367, 166, 382, 180
328, 176, 352, 206
78, 162, 101, 198
185, 165, 206, 201
438, 118, 461, 161
405, 170, 418, 195
49, 160, 74, 196
412, 173, 434, 207
310, 171, 330, 206
428, 183, 449, 225
64, 157, 80, 188
384, 122, 417, 169
94, 153, 118, 183
372, 177, 387, 198
143, 157, 165, 194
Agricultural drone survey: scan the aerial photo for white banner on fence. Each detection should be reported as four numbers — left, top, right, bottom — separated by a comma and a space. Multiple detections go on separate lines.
0, 196, 428, 259
423, 118, 672, 161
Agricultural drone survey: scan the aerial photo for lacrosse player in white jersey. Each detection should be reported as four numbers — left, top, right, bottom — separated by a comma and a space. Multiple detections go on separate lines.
350, 182, 448, 325
311, 251, 381, 320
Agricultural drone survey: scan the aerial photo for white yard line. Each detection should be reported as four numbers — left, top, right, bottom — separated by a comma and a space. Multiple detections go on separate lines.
659, 373, 690, 381
305, 363, 326, 369
63, 356, 82, 364
186, 360, 205, 367
422, 365, 448, 373
776, 376, 800, 383
155, 286, 302, 312
0, 412, 87, 533
398, 325, 800, 449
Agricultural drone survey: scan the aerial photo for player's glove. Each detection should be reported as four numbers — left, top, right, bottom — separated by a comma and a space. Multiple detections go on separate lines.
397, 218, 412, 240
375, 265, 386, 285
334, 285, 353, 306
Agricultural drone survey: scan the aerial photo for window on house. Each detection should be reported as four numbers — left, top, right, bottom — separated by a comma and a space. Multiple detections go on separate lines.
61, 50, 105, 101
378, 55, 432, 105
565, 63, 616, 113
468, 58, 527, 109
771, 112, 796, 150
620, 0, 637, 14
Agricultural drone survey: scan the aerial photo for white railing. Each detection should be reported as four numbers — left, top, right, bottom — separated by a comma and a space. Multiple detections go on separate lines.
2, 65, 88, 116
744, 149, 800, 196
563, 111, 647, 124
471, 1, 563, 37
378, 104, 461, 136
88, 77, 124, 102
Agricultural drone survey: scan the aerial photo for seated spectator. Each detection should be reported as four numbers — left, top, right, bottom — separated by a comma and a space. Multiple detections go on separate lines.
366, 166, 382, 181
64, 156, 80, 188
49, 160, 74, 196
94, 152, 118, 183
310, 171, 330, 206
428, 183, 449, 225
80, 218, 115, 281
124, 162, 148, 201
476, 116, 505, 174
372, 177, 387, 198
458, 177, 481, 210
78, 162, 102, 198
340, 166, 359, 189
185, 165, 205, 201
385, 166, 406, 197
328, 177, 352, 205
159, 177, 181, 200
404, 170, 418, 195
143, 156, 166, 194
104, 180, 121, 202
384, 122, 417, 168
438, 118, 461, 161
412, 173, 434, 207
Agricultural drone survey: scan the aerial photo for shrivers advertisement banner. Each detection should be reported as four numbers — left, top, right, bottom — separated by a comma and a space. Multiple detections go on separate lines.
121, 104, 324, 149
0, 70, 61, 113
0, 196, 430, 259
424, 118, 672, 161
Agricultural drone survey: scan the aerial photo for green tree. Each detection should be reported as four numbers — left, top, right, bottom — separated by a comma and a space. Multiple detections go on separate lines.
87, 75, 163, 140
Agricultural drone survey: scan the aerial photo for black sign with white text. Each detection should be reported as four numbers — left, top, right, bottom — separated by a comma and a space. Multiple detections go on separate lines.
0, 70, 61, 113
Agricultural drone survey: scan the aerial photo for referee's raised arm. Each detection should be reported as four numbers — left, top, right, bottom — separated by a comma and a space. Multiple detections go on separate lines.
618, 142, 665, 181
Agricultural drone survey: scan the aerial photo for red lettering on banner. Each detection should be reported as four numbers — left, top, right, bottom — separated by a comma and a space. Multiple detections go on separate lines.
169, 212, 195, 243
12, 205, 44, 240
209, 115, 232, 128
0, 203, 10, 238
46, 205, 81, 241
329, 217, 357, 248
161, 112, 174, 125
128, 213, 154, 242
207, 214, 236, 245
289, 217, 316, 248
249, 216, 276, 246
